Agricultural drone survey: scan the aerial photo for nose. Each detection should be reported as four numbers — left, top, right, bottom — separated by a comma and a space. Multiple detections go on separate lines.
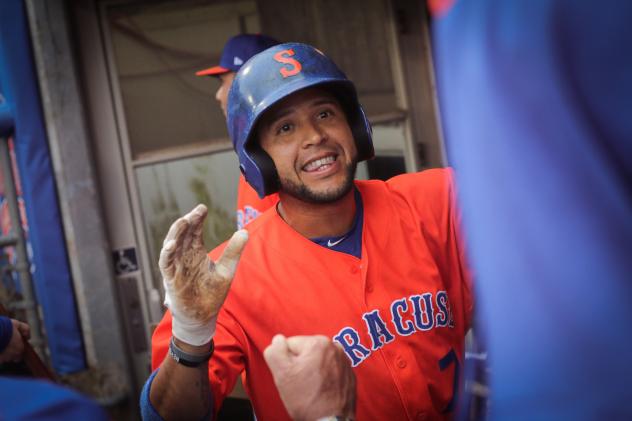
301, 120, 327, 149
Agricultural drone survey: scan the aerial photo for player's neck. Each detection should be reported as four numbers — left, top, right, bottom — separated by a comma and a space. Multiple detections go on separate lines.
277, 189, 356, 239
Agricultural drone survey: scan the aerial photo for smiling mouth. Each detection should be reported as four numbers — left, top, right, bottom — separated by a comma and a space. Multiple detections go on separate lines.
302, 154, 338, 172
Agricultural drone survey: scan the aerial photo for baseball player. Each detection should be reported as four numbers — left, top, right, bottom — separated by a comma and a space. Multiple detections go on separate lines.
196, 33, 280, 229
141, 43, 473, 420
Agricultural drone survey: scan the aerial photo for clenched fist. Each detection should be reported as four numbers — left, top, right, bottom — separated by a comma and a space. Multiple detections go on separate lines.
264, 335, 356, 421
159, 204, 248, 346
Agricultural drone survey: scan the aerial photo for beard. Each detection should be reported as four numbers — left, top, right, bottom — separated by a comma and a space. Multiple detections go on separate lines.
279, 159, 358, 204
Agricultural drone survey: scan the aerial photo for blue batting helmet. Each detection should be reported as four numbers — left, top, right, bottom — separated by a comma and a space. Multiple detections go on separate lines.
227, 42, 374, 198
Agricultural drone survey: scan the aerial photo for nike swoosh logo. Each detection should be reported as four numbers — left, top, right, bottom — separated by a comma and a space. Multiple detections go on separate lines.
327, 236, 348, 247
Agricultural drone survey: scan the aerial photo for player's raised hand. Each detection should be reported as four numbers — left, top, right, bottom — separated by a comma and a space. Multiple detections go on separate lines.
160, 204, 249, 346
264, 335, 356, 421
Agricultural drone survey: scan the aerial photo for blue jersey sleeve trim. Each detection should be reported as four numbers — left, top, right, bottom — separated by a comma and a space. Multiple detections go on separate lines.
140, 370, 164, 421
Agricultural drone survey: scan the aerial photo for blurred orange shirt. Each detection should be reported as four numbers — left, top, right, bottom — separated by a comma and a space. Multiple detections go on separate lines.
235, 174, 278, 229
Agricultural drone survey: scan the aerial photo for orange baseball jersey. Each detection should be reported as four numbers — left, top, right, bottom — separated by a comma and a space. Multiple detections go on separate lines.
152, 168, 473, 420
235, 174, 278, 229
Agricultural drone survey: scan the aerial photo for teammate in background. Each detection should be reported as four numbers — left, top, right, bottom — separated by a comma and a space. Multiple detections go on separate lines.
196, 33, 280, 229
431, 0, 632, 419
141, 43, 473, 420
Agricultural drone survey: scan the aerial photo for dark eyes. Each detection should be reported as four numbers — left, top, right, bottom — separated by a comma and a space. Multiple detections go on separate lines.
273, 108, 335, 135
317, 109, 333, 119
276, 123, 292, 135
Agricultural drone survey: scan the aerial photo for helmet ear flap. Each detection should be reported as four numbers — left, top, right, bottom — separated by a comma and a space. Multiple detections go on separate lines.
246, 139, 279, 195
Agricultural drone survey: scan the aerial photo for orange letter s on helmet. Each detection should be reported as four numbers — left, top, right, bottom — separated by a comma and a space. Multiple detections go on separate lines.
273, 49, 302, 78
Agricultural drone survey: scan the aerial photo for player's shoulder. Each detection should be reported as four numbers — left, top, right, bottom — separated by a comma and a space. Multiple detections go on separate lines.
356, 168, 455, 222
356, 167, 453, 199
387, 167, 454, 193
390, 167, 454, 205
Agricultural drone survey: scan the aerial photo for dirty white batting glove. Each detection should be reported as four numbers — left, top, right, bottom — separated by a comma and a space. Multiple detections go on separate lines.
159, 204, 249, 346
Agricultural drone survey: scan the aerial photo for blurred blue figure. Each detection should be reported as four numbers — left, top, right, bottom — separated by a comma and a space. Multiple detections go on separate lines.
0, 316, 107, 420
433, 0, 632, 419
0, 377, 108, 421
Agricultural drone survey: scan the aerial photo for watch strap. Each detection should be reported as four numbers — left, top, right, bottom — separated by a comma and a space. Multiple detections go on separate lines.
169, 337, 214, 367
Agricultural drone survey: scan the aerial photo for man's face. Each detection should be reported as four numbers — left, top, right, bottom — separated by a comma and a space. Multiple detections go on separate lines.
257, 87, 358, 203
215, 72, 236, 117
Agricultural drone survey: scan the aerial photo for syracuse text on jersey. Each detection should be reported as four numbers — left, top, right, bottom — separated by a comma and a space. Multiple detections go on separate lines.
333, 290, 455, 366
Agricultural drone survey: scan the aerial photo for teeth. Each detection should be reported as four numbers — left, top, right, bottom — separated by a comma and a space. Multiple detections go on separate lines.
304, 155, 335, 171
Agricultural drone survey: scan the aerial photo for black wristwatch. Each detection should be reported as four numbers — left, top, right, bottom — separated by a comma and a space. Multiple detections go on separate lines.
168, 337, 214, 367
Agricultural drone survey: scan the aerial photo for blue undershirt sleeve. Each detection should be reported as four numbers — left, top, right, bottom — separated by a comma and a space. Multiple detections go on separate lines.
140, 369, 213, 421
140, 370, 164, 421
0, 316, 13, 354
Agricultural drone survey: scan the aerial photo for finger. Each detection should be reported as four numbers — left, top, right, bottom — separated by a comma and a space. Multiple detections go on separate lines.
17, 322, 30, 339
263, 334, 291, 372
285, 334, 330, 356
159, 216, 190, 277
161, 220, 189, 275
162, 216, 189, 247
214, 230, 249, 280
181, 205, 207, 230
186, 204, 208, 244
158, 239, 178, 279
